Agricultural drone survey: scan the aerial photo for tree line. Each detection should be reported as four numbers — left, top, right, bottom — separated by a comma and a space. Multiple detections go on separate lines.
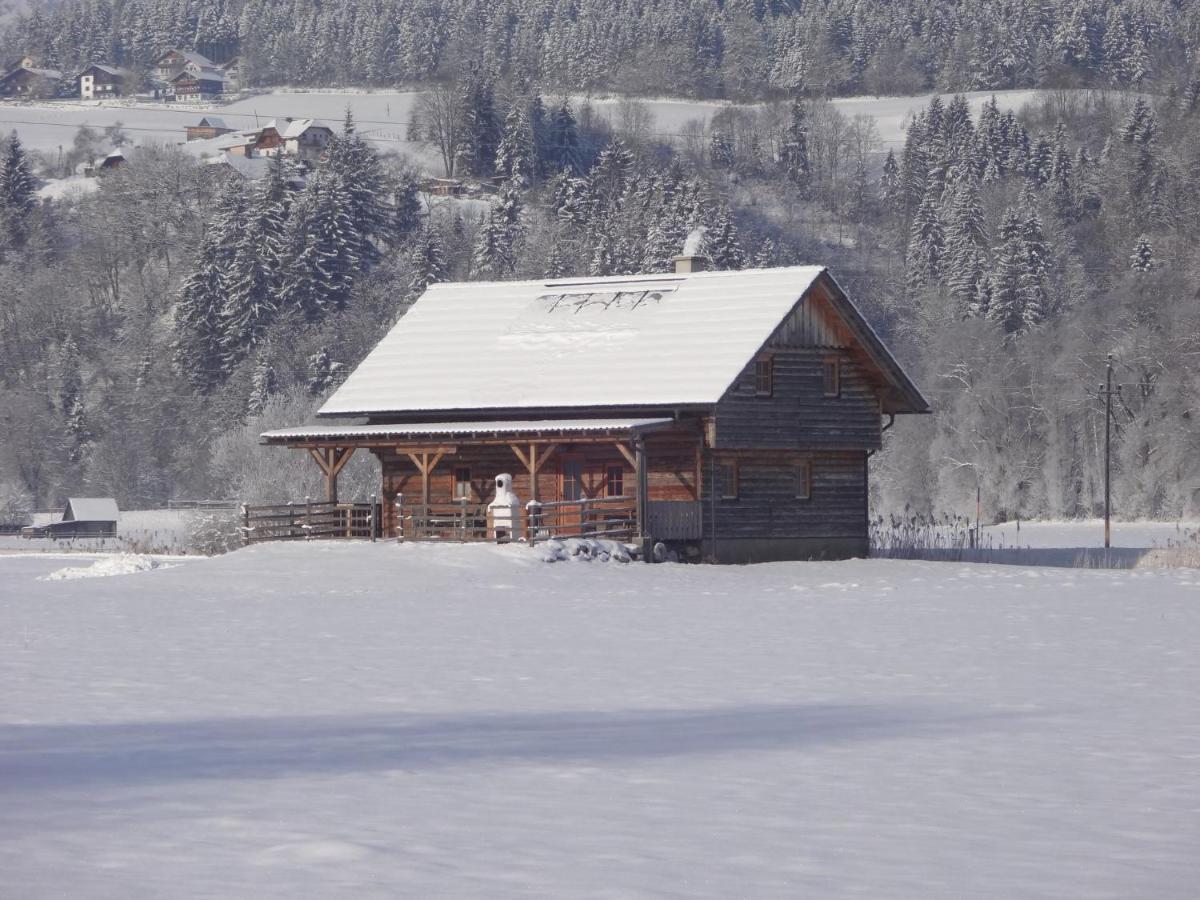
5, 0, 1196, 100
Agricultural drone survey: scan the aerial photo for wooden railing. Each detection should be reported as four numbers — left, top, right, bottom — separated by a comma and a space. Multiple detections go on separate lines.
526, 495, 638, 543
241, 501, 380, 543
398, 501, 490, 541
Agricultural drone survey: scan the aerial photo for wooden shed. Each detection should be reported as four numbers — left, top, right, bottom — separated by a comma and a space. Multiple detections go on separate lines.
262, 261, 929, 562
41, 498, 119, 537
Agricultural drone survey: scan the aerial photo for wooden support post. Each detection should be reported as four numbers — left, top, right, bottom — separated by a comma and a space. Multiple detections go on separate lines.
509, 442, 558, 504
405, 450, 447, 506
635, 437, 650, 561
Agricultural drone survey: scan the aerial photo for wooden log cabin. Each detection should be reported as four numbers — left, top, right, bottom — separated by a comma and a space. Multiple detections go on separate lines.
261, 259, 929, 562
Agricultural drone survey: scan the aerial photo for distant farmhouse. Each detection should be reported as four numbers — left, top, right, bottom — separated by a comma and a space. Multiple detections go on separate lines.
262, 261, 930, 563
153, 49, 237, 101
77, 64, 130, 99
186, 116, 235, 141
193, 117, 335, 177
0, 56, 64, 99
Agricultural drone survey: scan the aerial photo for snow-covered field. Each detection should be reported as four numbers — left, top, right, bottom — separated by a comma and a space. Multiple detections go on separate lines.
2, 542, 1197, 898
4, 88, 1052, 174
0, 508, 207, 555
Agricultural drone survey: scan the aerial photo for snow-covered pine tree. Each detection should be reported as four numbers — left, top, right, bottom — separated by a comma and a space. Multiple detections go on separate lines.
780, 98, 811, 189
1130, 236, 1154, 272
472, 185, 524, 278
548, 99, 580, 175
986, 210, 1029, 334
247, 356, 278, 415
905, 188, 944, 290
705, 203, 746, 270
0, 131, 36, 246
306, 348, 344, 396
407, 228, 448, 299
942, 168, 988, 310
1017, 205, 1052, 327
878, 148, 902, 214
495, 102, 535, 186
325, 110, 386, 264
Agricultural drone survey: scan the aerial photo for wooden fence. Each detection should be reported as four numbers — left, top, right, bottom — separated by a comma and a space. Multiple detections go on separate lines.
241, 500, 380, 543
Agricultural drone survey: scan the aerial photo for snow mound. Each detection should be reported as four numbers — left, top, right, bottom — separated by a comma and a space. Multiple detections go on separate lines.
540, 538, 636, 563
40, 553, 165, 581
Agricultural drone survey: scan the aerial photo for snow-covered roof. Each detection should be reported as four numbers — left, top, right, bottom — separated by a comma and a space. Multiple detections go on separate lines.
82, 64, 127, 77
261, 418, 675, 444
205, 154, 270, 180
280, 118, 331, 138
319, 266, 928, 417
63, 497, 119, 522
195, 116, 228, 128
158, 49, 215, 68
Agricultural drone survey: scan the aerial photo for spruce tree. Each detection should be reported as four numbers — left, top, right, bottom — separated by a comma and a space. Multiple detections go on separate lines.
495, 102, 535, 186
472, 186, 524, 278
780, 98, 811, 189
906, 189, 944, 290
247, 356, 278, 416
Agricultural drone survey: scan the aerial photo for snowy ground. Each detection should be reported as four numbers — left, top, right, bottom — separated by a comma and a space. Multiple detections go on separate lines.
0, 508, 205, 555
2, 541, 1197, 898
6, 88, 1053, 176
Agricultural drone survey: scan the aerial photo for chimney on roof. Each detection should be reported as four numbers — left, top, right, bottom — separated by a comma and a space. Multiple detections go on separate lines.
672, 227, 708, 274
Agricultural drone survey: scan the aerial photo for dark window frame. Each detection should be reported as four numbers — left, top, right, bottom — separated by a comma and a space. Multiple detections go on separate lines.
453, 466, 472, 499
754, 355, 774, 397
823, 356, 841, 397
606, 464, 625, 498
719, 458, 740, 500
795, 459, 812, 501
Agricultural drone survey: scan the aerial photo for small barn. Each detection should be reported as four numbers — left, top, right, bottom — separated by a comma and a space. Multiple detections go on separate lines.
0, 64, 62, 98
186, 116, 235, 141
41, 498, 119, 538
262, 261, 929, 562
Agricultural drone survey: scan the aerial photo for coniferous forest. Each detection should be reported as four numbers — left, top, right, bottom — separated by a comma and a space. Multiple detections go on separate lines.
2, 2, 1200, 525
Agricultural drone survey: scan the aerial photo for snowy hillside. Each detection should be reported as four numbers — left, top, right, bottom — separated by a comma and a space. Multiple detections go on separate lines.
2, 544, 1197, 897
0, 88, 1050, 171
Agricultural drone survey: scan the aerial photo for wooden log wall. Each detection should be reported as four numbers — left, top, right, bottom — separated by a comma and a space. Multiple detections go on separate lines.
699, 449, 868, 542
713, 349, 883, 452
373, 431, 701, 537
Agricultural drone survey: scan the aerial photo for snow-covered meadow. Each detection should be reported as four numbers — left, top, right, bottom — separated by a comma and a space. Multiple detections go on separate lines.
2, 87, 1051, 172
2, 542, 1197, 898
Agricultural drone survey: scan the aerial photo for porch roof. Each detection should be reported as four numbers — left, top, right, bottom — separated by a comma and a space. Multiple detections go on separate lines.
260, 417, 676, 446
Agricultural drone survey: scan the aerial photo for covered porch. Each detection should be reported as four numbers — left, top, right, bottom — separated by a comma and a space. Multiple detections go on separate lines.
259, 418, 705, 546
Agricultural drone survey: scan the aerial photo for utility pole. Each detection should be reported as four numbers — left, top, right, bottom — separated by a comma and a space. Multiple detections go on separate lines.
1098, 353, 1119, 549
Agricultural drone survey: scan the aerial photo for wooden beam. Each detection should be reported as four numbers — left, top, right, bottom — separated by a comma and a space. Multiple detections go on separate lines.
613, 442, 637, 469
329, 446, 356, 478
531, 443, 558, 473
509, 443, 531, 472
308, 448, 332, 475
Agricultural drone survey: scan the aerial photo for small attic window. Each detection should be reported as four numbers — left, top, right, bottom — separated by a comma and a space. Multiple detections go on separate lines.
823, 357, 841, 397
755, 356, 774, 396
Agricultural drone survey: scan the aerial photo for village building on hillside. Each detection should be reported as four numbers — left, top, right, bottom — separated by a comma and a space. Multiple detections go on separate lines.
261, 259, 929, 563
153, 49, 215, 82
186, 116, 235, 141
0, 58, 63, 98
171, 68, 225, 101
77, 64, 130, 99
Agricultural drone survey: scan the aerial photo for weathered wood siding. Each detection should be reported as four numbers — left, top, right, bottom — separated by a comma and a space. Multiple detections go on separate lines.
712, 348, 882, 452
699, 449, 868, 544
373, 432, 701, 537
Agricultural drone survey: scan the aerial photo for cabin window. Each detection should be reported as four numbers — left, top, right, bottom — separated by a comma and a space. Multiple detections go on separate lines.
719, 459, 739, 500
453, 466, 472, 499
795, 460, 812, 501
562, 458, 584, 502
823, 357, 841, 397
606, 464, 625, 498
755, 356, 774, 396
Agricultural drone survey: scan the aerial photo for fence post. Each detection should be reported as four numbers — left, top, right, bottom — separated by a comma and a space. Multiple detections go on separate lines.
370, 493, 377, 542
305, 495, 311, 541
526, 500, 541, 544
287, 500, 294, 542
241, 502, 250, 546
395, 492, 403, 542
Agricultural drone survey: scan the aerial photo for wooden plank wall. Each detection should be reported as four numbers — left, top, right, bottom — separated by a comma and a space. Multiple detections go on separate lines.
699, 450, 868, 541
713, 349, 882, 451
374, 433, 700, 537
